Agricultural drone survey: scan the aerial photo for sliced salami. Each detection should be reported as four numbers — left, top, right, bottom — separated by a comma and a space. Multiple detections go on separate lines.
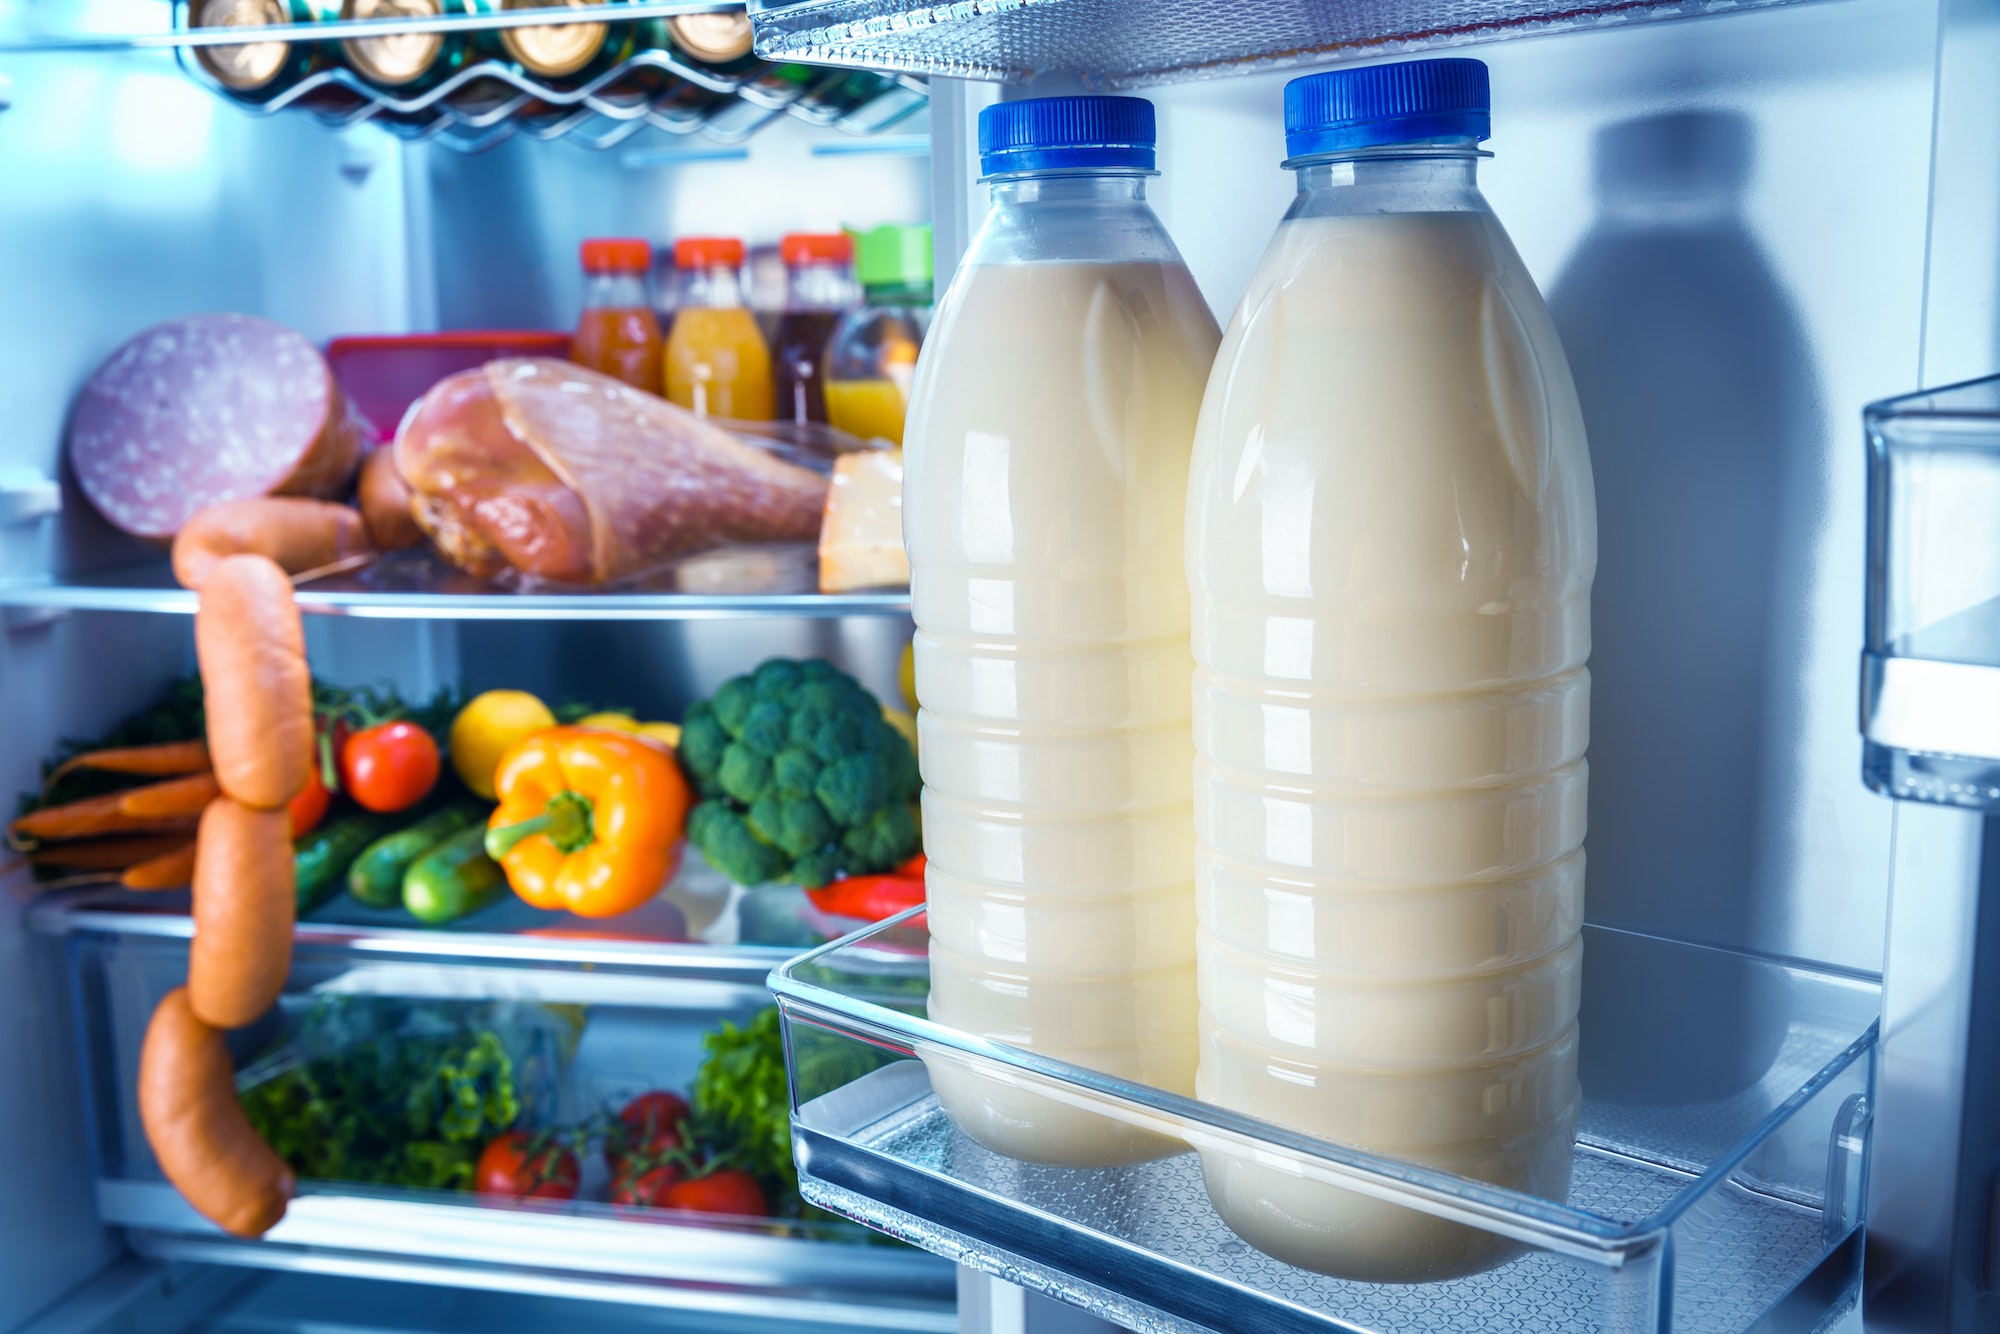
69, 314, 362, 541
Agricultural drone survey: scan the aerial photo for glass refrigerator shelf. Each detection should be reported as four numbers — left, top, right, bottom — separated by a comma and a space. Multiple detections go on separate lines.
744, 0, 1818, 88
771, 912, 1879, 1334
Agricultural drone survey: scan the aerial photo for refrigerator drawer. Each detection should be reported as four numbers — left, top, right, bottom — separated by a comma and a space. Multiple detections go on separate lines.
773, 915, 1880, 1334
36, 891, 955, 1327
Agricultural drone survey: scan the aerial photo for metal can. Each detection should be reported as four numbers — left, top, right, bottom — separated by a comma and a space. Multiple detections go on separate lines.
339, 0, 467, 90
189, 0, 336, 100
499, 0, 626, 86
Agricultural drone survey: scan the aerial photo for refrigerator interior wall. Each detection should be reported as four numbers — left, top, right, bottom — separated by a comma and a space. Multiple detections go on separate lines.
974, 0, 1933, 975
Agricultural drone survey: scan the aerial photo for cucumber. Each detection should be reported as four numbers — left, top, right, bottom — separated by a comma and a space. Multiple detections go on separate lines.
294, 813, 391, 915
347, 803, 482, 908
403, 825, 508, 925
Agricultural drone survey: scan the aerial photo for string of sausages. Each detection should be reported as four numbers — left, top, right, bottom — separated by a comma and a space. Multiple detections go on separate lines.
136, 550, 317, 1237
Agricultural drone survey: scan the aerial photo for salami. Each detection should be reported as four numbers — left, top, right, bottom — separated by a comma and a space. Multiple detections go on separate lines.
69, 314, 363, 541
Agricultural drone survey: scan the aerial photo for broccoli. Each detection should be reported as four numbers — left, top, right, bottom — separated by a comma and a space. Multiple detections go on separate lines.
677, 657, 921, 888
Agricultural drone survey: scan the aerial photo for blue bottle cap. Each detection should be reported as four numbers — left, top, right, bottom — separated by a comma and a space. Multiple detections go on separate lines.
1283, 58, 1490, 159
977, 95, 1156, 176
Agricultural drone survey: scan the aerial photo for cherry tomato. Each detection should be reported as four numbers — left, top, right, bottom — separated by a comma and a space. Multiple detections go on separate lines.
340, 721, 441, 813
609, 1090, 691, 1165
286, 765, 330, 838
663, 1169, 768, 1218
474, 1131, 578, 1201
610, 1160, 683, 1208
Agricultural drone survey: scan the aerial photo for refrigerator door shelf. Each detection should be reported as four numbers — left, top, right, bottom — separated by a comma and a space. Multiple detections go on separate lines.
744, 0, 1817, 86
47, 895, 956, 1319
773, 913, 1881, 1334
1861, 374, 2000, 813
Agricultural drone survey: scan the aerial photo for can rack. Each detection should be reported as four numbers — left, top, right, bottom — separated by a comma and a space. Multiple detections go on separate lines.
170, 3, 925, 152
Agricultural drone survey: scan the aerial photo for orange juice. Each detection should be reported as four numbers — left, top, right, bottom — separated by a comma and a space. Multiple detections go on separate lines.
664, 236, 774, 421
823, 378, 909, 445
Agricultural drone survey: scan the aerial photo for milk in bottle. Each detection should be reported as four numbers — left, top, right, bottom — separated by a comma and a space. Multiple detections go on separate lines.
1186, 59, 1595, 1281
905, 95, 1221, 1166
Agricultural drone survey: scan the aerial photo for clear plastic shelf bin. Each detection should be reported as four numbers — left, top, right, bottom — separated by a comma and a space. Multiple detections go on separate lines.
770, 913, 1879, 1334
1862, 374, 2000, 811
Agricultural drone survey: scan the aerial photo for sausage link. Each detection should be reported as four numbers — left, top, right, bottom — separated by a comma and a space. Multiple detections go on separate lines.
357, 447, 424, 551
172, 496, 372, 592
195, 555, 313, 811
138, 987, 294, 1237
188, 796, 295, 1028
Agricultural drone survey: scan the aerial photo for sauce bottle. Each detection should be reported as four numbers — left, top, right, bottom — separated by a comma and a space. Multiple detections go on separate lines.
772, 233, 859, 426
571, 237, 663, 396
903, 97, 1220, 1166
822, 224, 932, 446
663, 236, 774, 421
1186, 58, 1593, 1282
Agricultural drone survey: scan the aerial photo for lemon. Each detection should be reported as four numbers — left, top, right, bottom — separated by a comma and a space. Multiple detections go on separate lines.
898, 639, 918, 713
574, 711, 642, 733
881, 705, 917, 751
449, 690, 556, 799
637, 721, 682, 749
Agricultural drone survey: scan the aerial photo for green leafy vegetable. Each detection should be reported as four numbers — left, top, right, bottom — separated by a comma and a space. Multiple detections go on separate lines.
240, 999, 557, 1192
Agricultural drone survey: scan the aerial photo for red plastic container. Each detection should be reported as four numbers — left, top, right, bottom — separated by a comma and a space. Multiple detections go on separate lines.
326, 331, 572, 442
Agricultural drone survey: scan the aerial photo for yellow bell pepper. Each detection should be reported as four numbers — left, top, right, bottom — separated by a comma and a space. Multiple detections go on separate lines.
485, 727, 691, 918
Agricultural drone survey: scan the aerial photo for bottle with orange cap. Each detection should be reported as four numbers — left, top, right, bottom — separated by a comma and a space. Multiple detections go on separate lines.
663, 237, 774, 421
571, 238, 664, 396
771, 233, 860, 426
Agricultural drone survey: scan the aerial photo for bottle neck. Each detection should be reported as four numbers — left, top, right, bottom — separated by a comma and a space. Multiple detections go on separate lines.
986, 171, 1149, 208
680, 263, 746, 308
582, 271, 651, 309
788, 260, 857, 311
1286, 141, 1489, 218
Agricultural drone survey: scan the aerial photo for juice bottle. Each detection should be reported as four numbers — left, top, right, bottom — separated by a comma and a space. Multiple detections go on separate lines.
1185, 58, 1594, 1282
822, 224, 932, 446
904, 97, 1220, 1166
664, 236, 774, 421
570, 237, 663, 396
771, 233, 860, 426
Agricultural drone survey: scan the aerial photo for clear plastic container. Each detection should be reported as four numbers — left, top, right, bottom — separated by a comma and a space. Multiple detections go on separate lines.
822, 223, 934, 447
773, 233, 861, 426
902, 96, 1220, 1168
1861, 374, 2000, 810
1184, 58, 1595, 1281
571, 237, 663, 396
664, 235, 774, 421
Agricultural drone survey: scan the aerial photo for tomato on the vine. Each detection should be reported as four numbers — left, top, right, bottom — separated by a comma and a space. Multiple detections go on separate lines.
662, 1169, 768, 1217
611, 1090, 691, 1164
340, 721, 441, 813
474, 1132, 578, 1201
610, 1160, 683, 1207
286, 765, 330, 838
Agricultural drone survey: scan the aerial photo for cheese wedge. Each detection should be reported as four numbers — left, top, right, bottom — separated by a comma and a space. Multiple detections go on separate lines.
818, 448, 909, 593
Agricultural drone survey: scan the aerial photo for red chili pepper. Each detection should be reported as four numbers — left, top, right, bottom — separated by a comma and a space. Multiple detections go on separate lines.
894, 851, 926, 879
807, 873, 924, 922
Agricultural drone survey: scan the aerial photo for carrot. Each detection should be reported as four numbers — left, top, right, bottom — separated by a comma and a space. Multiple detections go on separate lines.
172, 496, 373, 592
122, 841, 198, 891
8, 785, 202, 847
44, 739, 210, 789
138, 988, 294, 1237
187, 796, 295, 1029
26, 833, 196, 872
195, 555, 313, 812
116, 771, 221, 820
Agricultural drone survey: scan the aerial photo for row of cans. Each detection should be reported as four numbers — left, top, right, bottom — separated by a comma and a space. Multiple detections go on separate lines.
187, 0, 873, 122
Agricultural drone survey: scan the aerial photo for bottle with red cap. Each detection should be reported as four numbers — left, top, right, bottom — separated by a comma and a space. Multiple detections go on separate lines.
771, 233, 860, 426
663, 236, 774, 421
571, 238, 664, 396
